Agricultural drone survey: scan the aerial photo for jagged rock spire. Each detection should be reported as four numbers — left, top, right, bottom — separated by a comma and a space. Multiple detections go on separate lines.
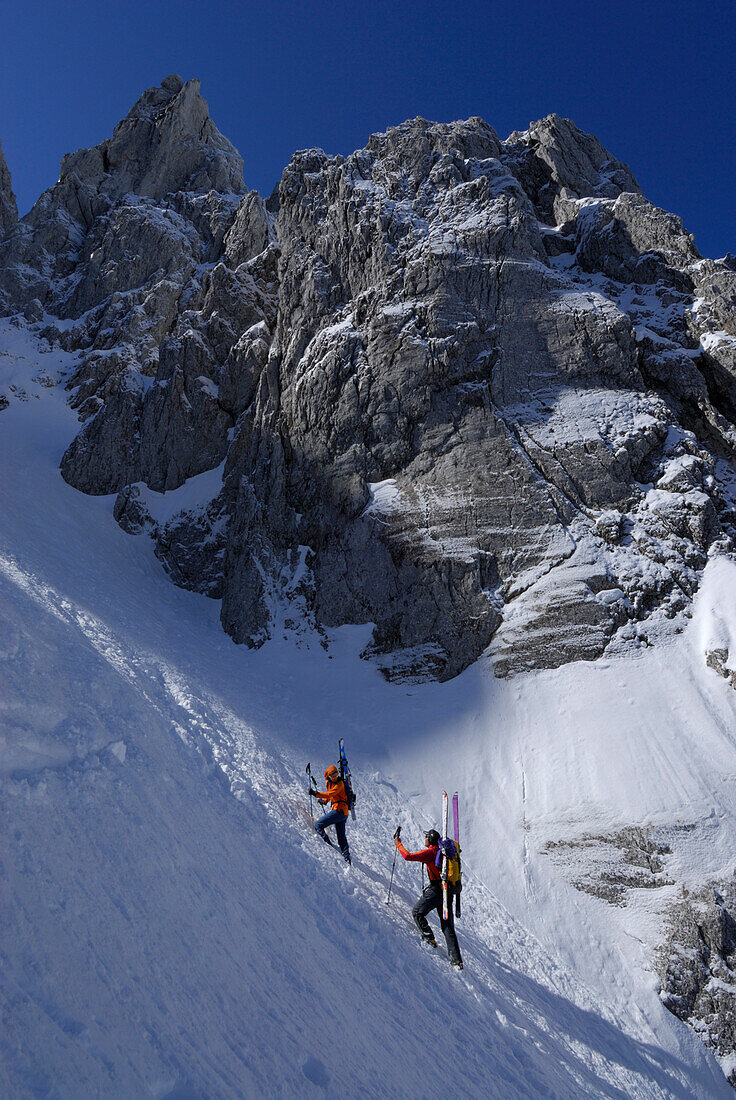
59, 75, 246, 201
0, 76, 247, 310
0, 141, 18, 236
504, 113, 641, 222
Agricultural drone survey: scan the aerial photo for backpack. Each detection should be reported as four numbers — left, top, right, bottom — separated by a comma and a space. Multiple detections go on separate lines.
447, 846, 462, 890
340, 768, 357, 814
436, 838, 462, 892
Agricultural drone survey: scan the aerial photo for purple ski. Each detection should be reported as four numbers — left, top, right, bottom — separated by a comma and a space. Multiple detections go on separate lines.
452, 792, 461, 918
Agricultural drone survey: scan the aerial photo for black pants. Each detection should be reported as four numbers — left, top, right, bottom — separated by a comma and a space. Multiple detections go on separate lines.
412, 882, 462, 967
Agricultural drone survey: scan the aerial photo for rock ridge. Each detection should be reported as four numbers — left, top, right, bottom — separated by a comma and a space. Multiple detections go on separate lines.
1, 81, 735, 682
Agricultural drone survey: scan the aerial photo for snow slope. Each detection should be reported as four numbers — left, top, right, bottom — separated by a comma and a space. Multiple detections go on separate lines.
1, 317, 735, 1097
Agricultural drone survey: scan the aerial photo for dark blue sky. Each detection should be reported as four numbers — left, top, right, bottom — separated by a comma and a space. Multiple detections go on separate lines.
2, 0, 734, 257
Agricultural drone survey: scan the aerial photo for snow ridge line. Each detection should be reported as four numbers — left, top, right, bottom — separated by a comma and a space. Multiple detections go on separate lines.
0, 546, 289, 798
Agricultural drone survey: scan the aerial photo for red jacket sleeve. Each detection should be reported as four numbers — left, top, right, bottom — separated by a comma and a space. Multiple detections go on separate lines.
396, 841, 436, 865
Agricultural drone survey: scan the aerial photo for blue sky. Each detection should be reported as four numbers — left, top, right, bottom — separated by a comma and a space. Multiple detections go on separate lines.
1, 0, 733, 256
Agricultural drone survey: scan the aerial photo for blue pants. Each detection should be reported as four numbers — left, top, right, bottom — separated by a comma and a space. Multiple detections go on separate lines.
315, 809, 350, 861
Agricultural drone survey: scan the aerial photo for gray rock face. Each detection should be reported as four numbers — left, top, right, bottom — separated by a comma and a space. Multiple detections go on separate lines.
217, 115, 732, 678
503, 113, 641, 223
658, 883, 736, 1088
0, 141, 18, 238
1, 86, 735, 680
154, 495, 229, 598
575, 192, 699, 288
0, 77, 269, 499
545, 826, 673, 906
0, 75, 245, 312
60, 75, 244, 203
58, 243, 276, 495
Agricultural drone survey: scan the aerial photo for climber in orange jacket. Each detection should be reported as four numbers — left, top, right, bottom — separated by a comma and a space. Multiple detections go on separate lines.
313, 765, 351, 864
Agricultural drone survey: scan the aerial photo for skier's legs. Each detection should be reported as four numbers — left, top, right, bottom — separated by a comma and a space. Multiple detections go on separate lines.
333, 813, 350, 861
412, 883, 441, 943
315, 807, 342, 842
439, 886, 463, 967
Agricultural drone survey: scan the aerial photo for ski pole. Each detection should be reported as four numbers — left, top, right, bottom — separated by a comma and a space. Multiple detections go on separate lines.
306, 762, 314, 829
385, 826, 401, 905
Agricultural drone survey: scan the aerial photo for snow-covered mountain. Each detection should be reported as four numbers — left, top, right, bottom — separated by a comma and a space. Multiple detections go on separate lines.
3, 77, 736, 1097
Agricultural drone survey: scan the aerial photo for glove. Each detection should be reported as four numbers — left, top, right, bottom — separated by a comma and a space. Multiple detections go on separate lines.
393, 825, 401, 841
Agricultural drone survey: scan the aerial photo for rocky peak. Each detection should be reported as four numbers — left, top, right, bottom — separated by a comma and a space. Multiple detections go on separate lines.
59, 75, 245, 202
123, 73, 186, 119
360, 116, 503, 195
503, 113, 641, 222
0, 76, 248, 313
0, 141, 18, 237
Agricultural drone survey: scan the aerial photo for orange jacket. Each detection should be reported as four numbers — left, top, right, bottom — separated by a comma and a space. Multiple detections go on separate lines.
315, 777, 349, 817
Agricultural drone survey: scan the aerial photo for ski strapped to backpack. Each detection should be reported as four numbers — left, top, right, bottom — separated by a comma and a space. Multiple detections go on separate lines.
441, 790, 449, 919
436, 790, 462, 920
452, 790, 462, 917
338, 738, 357, 821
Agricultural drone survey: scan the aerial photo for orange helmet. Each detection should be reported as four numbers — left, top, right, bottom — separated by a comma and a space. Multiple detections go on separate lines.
325, 765, 339, 780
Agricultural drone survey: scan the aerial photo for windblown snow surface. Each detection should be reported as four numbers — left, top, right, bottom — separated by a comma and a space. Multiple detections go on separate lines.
2, 318, 736, 1098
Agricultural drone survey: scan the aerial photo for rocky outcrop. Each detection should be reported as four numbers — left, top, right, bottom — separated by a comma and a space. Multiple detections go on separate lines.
0, 141, 17, 238
658, 882, 736, 1088
61, 74, 244, 203
58, 244, 277, 495
1, 87, 734, 680
503, 113, 641, 223
0, 75, 245, 312
216, 115, 732, 678
548, 832, 736, 1090
575, 192, 699, 288
0, 76, 270, 499
545, 827, 674, 906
